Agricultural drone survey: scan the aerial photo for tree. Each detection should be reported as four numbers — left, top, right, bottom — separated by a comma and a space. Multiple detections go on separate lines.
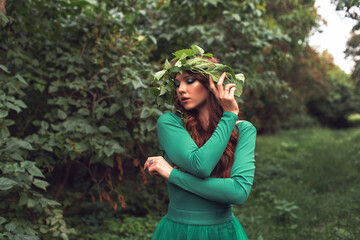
332, 0, 360, 85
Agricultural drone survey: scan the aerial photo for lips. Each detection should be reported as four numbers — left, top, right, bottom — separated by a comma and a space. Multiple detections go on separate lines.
181, 97, 190, 103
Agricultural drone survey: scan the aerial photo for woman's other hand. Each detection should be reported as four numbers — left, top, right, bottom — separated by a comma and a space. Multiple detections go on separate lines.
209, 72, 239, 116
144, 156, 173, 180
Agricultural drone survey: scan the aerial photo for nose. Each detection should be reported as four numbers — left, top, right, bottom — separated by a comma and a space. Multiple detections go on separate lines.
178, 82, 186, 94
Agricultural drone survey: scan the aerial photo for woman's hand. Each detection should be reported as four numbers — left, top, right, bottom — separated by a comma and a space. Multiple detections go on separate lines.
144, 156, 173, 180
209, 72, 239, 116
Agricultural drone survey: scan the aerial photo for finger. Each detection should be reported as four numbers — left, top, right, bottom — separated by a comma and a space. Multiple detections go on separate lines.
217, 72, 227, 96
144, 158, 149, 170
209, 75, 218, 96
229, 87, 236, 99
224, 83, 235, 98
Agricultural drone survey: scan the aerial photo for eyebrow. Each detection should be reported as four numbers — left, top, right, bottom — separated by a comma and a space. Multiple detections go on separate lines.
174, 73, 192, 81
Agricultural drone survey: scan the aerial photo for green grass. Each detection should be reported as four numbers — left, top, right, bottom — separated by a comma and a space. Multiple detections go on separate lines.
235, 127, 360, 240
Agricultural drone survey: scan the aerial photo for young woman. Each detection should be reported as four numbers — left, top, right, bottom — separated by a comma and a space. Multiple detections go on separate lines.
144, 58, 257, 240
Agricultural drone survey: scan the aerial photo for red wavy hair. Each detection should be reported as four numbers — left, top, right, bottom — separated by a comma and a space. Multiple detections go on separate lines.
173, 58, 239, 178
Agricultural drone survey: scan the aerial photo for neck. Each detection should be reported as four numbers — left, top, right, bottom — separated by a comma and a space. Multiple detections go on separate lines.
198, 100, 210, 129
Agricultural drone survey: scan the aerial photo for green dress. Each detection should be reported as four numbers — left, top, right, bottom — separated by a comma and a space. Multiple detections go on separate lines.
151, 111, 257, 240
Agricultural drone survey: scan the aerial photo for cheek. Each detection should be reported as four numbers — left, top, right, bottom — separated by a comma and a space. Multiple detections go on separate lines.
193, 83, 209, 99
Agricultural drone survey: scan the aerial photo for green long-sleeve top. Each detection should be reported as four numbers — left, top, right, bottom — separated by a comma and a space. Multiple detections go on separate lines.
157, 111, 256, 225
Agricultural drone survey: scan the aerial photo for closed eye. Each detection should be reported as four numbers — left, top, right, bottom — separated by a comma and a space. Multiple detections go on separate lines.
186, 78, 196, 84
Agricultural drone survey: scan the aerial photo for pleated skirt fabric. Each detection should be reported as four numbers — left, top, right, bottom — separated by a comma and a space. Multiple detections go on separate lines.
151, 215, 248, 240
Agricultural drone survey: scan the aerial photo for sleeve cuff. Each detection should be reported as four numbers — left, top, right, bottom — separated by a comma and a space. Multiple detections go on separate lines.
168, 168, 180, 184
223, 111, 238, 121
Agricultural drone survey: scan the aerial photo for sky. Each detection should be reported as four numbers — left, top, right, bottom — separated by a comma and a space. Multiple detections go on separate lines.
308, 0, 357, 74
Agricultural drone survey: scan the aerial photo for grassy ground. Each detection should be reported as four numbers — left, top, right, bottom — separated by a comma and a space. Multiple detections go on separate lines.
236, 127, 360, 240
71, 127, 360, 239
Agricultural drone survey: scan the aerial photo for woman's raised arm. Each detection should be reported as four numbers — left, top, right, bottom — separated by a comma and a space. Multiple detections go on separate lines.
157, 111, 237, 178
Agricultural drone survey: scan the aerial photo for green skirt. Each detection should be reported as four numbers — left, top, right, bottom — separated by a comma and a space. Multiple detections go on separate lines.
151, 215, 248, 240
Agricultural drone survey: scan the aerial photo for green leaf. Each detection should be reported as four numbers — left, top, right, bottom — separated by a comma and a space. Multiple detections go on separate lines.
191, 45, 205, 55
159, 85, 167, 96
15, 74, 28, 85
172, 49, 194, 60
15, 140, 34, 150
186, 57, 206, 66
10, 152, 24, 161
0, 177, 17, 190
103, 157, 114, 167
14, 235, 39, 240
0, 64, 10, 73
234, 83, 244, 97
0, 13, 9, 27
39, 197, 61, 207
235, 73, 245, 82
154, 70, 166, 80
109, 104, 121, 115
57, 109, 67, 120
111, 142, 125, 153
0, 216, 6, 225
33, 179, 49, 190
164, 59, 172, 70
99, 126, 112, 133
27, 198, 38, 208
78, 108, 90, 116
149, 87, 160, 98
5, 102, 21, 113
25, 163, 45, 178
60, 233, 69, 240
140, 108, 150, 118
5, 222, 16, 232
103, 147, 114, 157
0, 110, 8, 118
13, 99, 27, 108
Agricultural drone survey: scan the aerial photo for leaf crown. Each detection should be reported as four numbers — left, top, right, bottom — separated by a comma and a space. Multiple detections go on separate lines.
151, 45, 245, 105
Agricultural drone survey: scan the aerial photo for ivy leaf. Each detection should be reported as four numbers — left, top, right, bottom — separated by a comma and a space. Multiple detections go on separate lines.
186, 57, 206, 66
191, 45, 205, 55
149, 87, 160, 98
0, 177, 18, 190
234, 74, 245, 97
109, 104, 121, 115
164, 59, 172, 70
172, 49, 194, 61
159, 85, 167, 96
234, 82, 244, 97
235, 73, 245, 82
154, 70, 166, 80
178, 53, 188, 64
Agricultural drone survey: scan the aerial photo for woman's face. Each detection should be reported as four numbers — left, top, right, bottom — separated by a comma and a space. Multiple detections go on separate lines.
174, 72, 209, 111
